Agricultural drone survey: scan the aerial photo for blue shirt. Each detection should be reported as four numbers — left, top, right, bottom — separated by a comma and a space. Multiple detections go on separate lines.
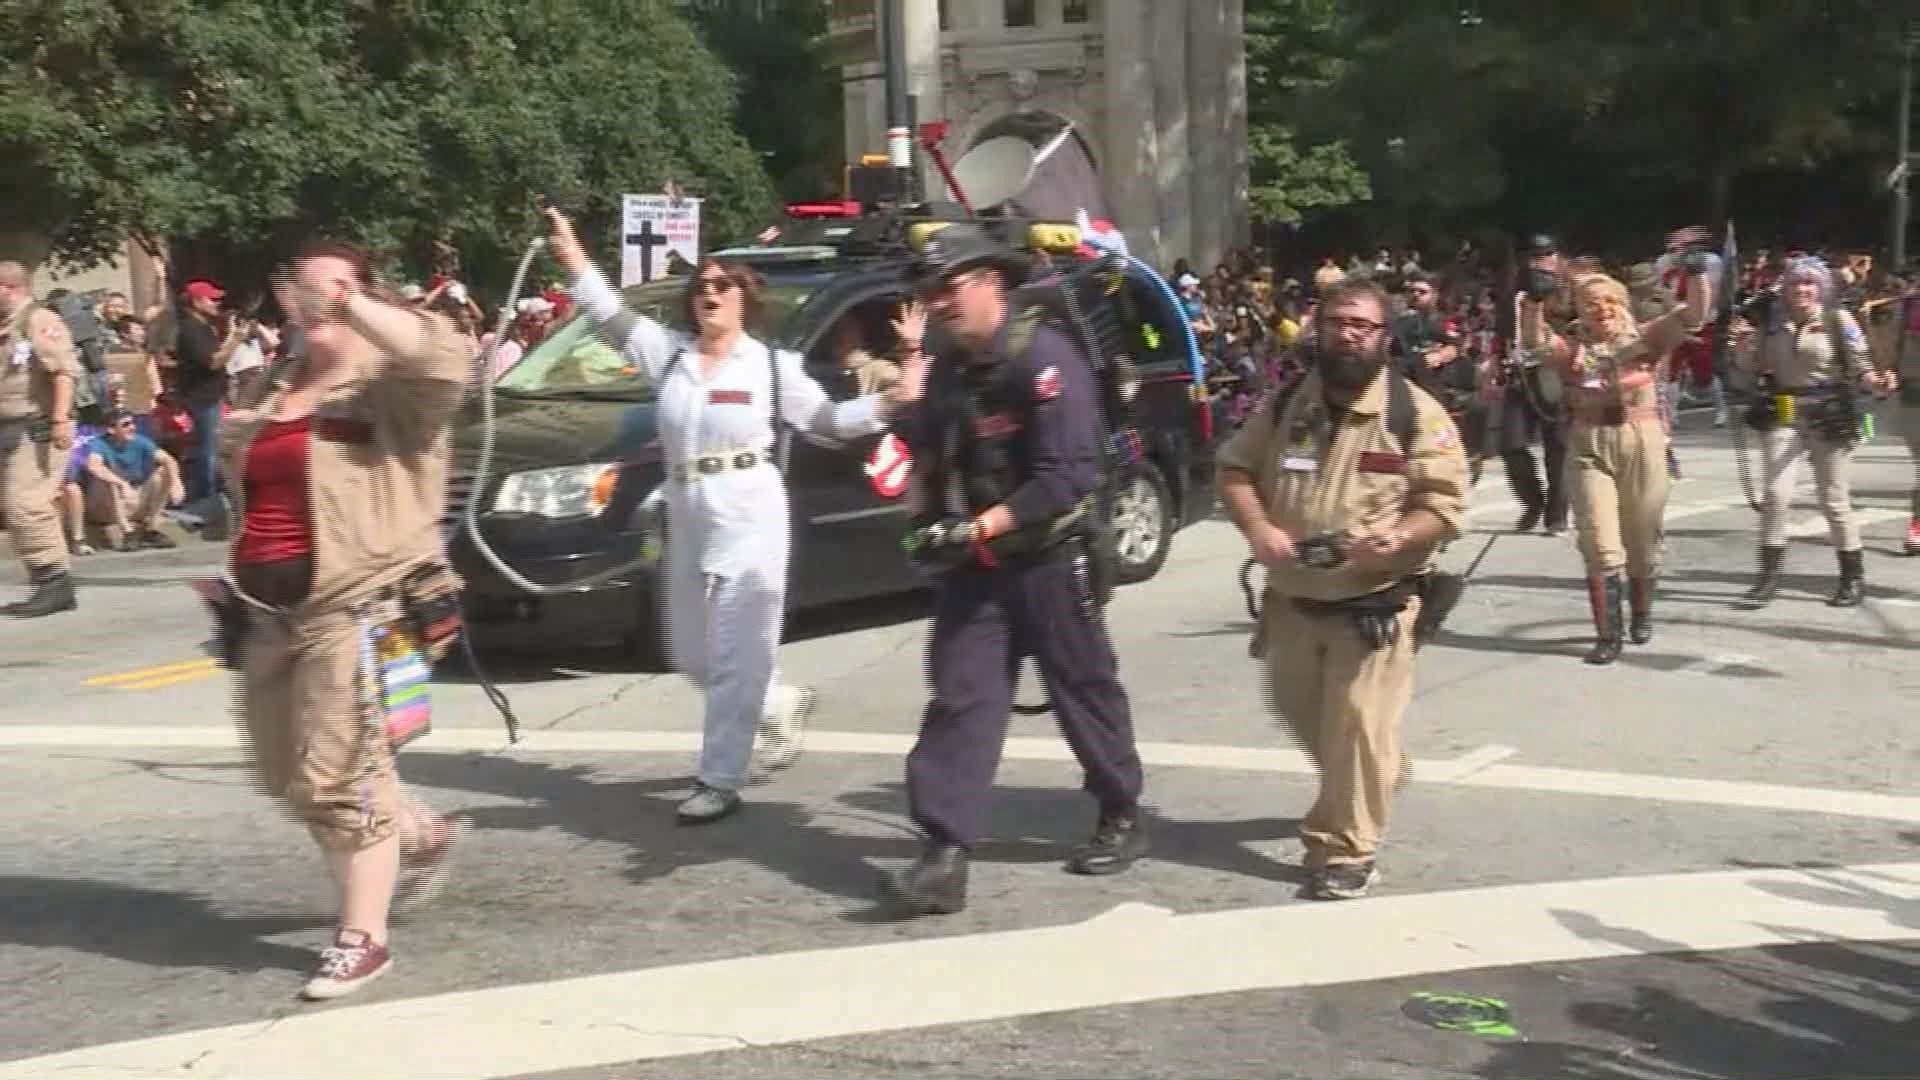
87, 432, 159, 486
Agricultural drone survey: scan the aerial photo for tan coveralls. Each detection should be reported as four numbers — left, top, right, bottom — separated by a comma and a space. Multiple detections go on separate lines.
1867, 298, 1920, 525
1216, 367, 1469, 867
0, 304, 79, 574
220, 311, 470, 851
1735, 308, 1872, 551
1552, 312, 1688, 579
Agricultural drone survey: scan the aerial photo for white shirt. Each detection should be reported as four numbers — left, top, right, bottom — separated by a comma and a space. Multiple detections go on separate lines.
572, 264, 886, 574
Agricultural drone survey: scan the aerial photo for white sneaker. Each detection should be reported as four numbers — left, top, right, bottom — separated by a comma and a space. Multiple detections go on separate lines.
750, 684, 814, 782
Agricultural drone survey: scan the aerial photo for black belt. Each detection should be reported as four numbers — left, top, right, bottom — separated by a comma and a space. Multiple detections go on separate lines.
1291, 579, 1418, 617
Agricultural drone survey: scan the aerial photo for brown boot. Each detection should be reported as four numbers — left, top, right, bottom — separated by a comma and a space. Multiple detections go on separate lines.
1584, 574, 1623, 666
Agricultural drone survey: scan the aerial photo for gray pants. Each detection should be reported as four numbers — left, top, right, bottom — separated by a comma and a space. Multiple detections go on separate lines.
1761, 423, 1859, 550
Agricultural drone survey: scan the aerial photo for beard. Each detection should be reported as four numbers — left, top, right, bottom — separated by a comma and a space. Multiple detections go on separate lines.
1318, 341, 1387, 392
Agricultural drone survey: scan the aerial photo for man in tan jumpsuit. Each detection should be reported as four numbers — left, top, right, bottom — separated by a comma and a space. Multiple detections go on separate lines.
1217, 281, 1470, 900
0, 260, 81, 617
1865, 279, 1919, 554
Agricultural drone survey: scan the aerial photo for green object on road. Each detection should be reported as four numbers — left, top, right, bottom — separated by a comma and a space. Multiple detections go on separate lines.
1402, 991, 1520, 1039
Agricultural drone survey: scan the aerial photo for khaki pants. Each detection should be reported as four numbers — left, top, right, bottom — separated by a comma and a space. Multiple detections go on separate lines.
1261, 594, 1421, 867
84, 470, 171, 538
239, 600, 430, 852
1761, 423, 1858, 550
1, 437, 69, 574
1571, 419, 1669, 578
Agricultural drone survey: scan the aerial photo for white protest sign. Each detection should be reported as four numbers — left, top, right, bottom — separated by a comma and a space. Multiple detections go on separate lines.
620, 194, 702, 286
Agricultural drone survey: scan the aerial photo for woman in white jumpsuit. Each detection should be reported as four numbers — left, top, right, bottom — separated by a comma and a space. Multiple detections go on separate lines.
545, 209, 924, 822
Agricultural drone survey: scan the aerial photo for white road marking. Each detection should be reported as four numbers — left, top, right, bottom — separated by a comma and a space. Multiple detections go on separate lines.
5, 726, 1917, 824
6, 860, 1916, 1080
1673, 653, 1765, 677
1420, 743, 1517, 781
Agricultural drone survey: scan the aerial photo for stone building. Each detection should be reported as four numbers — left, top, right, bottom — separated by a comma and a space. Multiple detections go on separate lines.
825, 0, 1249, 272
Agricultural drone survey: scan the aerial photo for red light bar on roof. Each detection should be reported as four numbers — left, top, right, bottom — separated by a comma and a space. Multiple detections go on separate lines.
785, 201, 862, 219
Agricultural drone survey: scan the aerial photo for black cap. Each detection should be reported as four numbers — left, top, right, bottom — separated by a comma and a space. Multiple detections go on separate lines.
1523, 233, 1558, 256
907, 223, 1027, 292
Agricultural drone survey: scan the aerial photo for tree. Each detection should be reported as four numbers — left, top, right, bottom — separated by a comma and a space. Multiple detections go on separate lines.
0, 0, 778, 297
683, 0, 844, 202
1243, 0, 1372, 227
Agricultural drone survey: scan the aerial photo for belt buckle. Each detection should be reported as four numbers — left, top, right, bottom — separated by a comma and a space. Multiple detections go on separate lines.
696, 456, 724, 476
732, 451, 757, 470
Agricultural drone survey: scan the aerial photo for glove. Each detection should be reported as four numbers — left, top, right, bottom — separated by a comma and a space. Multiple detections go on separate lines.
902, 516, 981, 574
1524, 267, 1561, 303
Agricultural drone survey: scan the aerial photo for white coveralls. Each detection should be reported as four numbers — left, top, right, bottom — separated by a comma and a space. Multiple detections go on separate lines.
572, 266, 888, 791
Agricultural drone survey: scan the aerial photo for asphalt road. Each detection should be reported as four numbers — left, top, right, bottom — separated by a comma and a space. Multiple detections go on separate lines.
1, 410, 1915, 1080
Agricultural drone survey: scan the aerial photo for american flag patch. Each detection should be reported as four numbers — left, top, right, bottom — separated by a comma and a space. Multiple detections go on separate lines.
1034, 365, 1062, 401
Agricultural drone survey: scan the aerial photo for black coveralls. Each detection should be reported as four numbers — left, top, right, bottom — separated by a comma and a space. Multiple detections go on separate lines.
900, 317, 1145, 847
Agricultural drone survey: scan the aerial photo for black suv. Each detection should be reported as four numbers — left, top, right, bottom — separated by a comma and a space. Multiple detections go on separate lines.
445, 228, 1215, 660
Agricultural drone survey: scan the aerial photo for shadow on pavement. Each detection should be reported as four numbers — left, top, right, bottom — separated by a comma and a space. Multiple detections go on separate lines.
402, 754, 1307, 919
1471, 887, 1919, 1080
0, 876, 326, 974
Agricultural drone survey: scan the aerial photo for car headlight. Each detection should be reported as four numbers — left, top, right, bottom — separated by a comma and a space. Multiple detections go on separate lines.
492, 463, 621, 519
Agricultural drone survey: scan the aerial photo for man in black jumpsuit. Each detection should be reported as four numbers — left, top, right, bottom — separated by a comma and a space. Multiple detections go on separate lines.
1496, 234, 1572, 535
883, 224, 1147, 917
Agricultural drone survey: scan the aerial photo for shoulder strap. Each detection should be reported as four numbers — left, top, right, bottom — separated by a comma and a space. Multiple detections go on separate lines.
1388, 367, 1415, 452
1006, 304, 1046, 361
766, 340, 789, 473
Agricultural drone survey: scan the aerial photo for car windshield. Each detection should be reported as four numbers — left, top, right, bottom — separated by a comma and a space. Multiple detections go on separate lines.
493, 276, 820, 397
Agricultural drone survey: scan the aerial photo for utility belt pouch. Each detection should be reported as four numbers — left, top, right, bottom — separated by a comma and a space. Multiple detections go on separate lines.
0, 417, 24, 453
190, 578, 250, 669
1412, 571, 1465, 647
1743, 393, 1778, 432
399, 561, 466, 665
25, 417, 52, 445
1294, 580, 1417, 651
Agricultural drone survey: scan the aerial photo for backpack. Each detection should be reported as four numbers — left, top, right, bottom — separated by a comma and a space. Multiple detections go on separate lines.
35, 296, 105, 414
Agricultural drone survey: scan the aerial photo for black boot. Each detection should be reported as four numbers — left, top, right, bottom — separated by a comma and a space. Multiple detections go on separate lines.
4, 568, 76, 619
1584, 574, 1623, 666
879, 842, 969, 917
1744, 546, 1784, 607
1628, 577, 1654, 645
1828, 548, 1865, 608
1065, 809, 1148, 876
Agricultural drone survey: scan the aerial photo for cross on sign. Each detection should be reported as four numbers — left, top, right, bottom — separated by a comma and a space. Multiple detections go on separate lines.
626, 219, 671, 282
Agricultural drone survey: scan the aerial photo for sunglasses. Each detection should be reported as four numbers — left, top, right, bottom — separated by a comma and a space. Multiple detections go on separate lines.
695, 276, 736, 295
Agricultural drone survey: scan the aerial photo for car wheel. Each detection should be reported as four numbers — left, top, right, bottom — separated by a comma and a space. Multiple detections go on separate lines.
1111, 461, 1174, 584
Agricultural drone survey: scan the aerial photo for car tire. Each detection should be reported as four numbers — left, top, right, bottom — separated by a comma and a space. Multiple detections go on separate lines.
1111, 461, 1174, 584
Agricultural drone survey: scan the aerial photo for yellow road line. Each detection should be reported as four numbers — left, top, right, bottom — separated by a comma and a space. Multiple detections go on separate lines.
117, 666, 224, 691
83, 656, 220, 689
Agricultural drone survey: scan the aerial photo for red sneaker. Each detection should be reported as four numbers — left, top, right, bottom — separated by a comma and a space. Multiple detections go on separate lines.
300, 929, 392, 1001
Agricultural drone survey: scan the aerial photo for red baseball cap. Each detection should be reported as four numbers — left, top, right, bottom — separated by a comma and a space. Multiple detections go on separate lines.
183, 280, 225, 302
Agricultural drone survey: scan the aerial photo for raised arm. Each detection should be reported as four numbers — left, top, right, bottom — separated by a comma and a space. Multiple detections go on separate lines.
543, 208, 675, 382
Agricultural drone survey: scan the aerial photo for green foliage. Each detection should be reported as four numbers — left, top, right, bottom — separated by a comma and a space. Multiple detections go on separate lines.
1247, 0, 1911, 250
683, 0, 843, 202
0, 0, 777, 295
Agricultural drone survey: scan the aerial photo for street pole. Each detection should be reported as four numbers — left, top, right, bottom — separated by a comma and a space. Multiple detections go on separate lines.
879, 0, 917, 204
1894, 23, 1914, 269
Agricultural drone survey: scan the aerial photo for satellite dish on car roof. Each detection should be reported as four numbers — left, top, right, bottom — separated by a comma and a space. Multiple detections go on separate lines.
951, 136, 1037, 213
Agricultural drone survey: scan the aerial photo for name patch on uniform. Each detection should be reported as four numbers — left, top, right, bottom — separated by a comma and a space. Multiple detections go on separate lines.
708, 389, 752, 405
1034, 365, 1062, 401
1357, 451, 1406, 475
314, 416, 374, 445
1281, 456, 1318, 472
974, 412, 1022, 438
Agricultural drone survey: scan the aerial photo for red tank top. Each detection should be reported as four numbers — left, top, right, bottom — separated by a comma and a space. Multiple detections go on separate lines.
234, 417, 314, 565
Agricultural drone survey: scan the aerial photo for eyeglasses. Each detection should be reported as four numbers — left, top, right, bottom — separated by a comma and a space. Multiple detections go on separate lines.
1325, 315, 1386, 334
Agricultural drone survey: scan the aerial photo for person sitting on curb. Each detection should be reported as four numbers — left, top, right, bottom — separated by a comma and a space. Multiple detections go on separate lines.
80, 409, 181, 551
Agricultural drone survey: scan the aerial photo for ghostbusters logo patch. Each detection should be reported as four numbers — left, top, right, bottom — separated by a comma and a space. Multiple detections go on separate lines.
864, 433, 912, 499
1034, 365, 1062, 401
1429, 424, 1458, 451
